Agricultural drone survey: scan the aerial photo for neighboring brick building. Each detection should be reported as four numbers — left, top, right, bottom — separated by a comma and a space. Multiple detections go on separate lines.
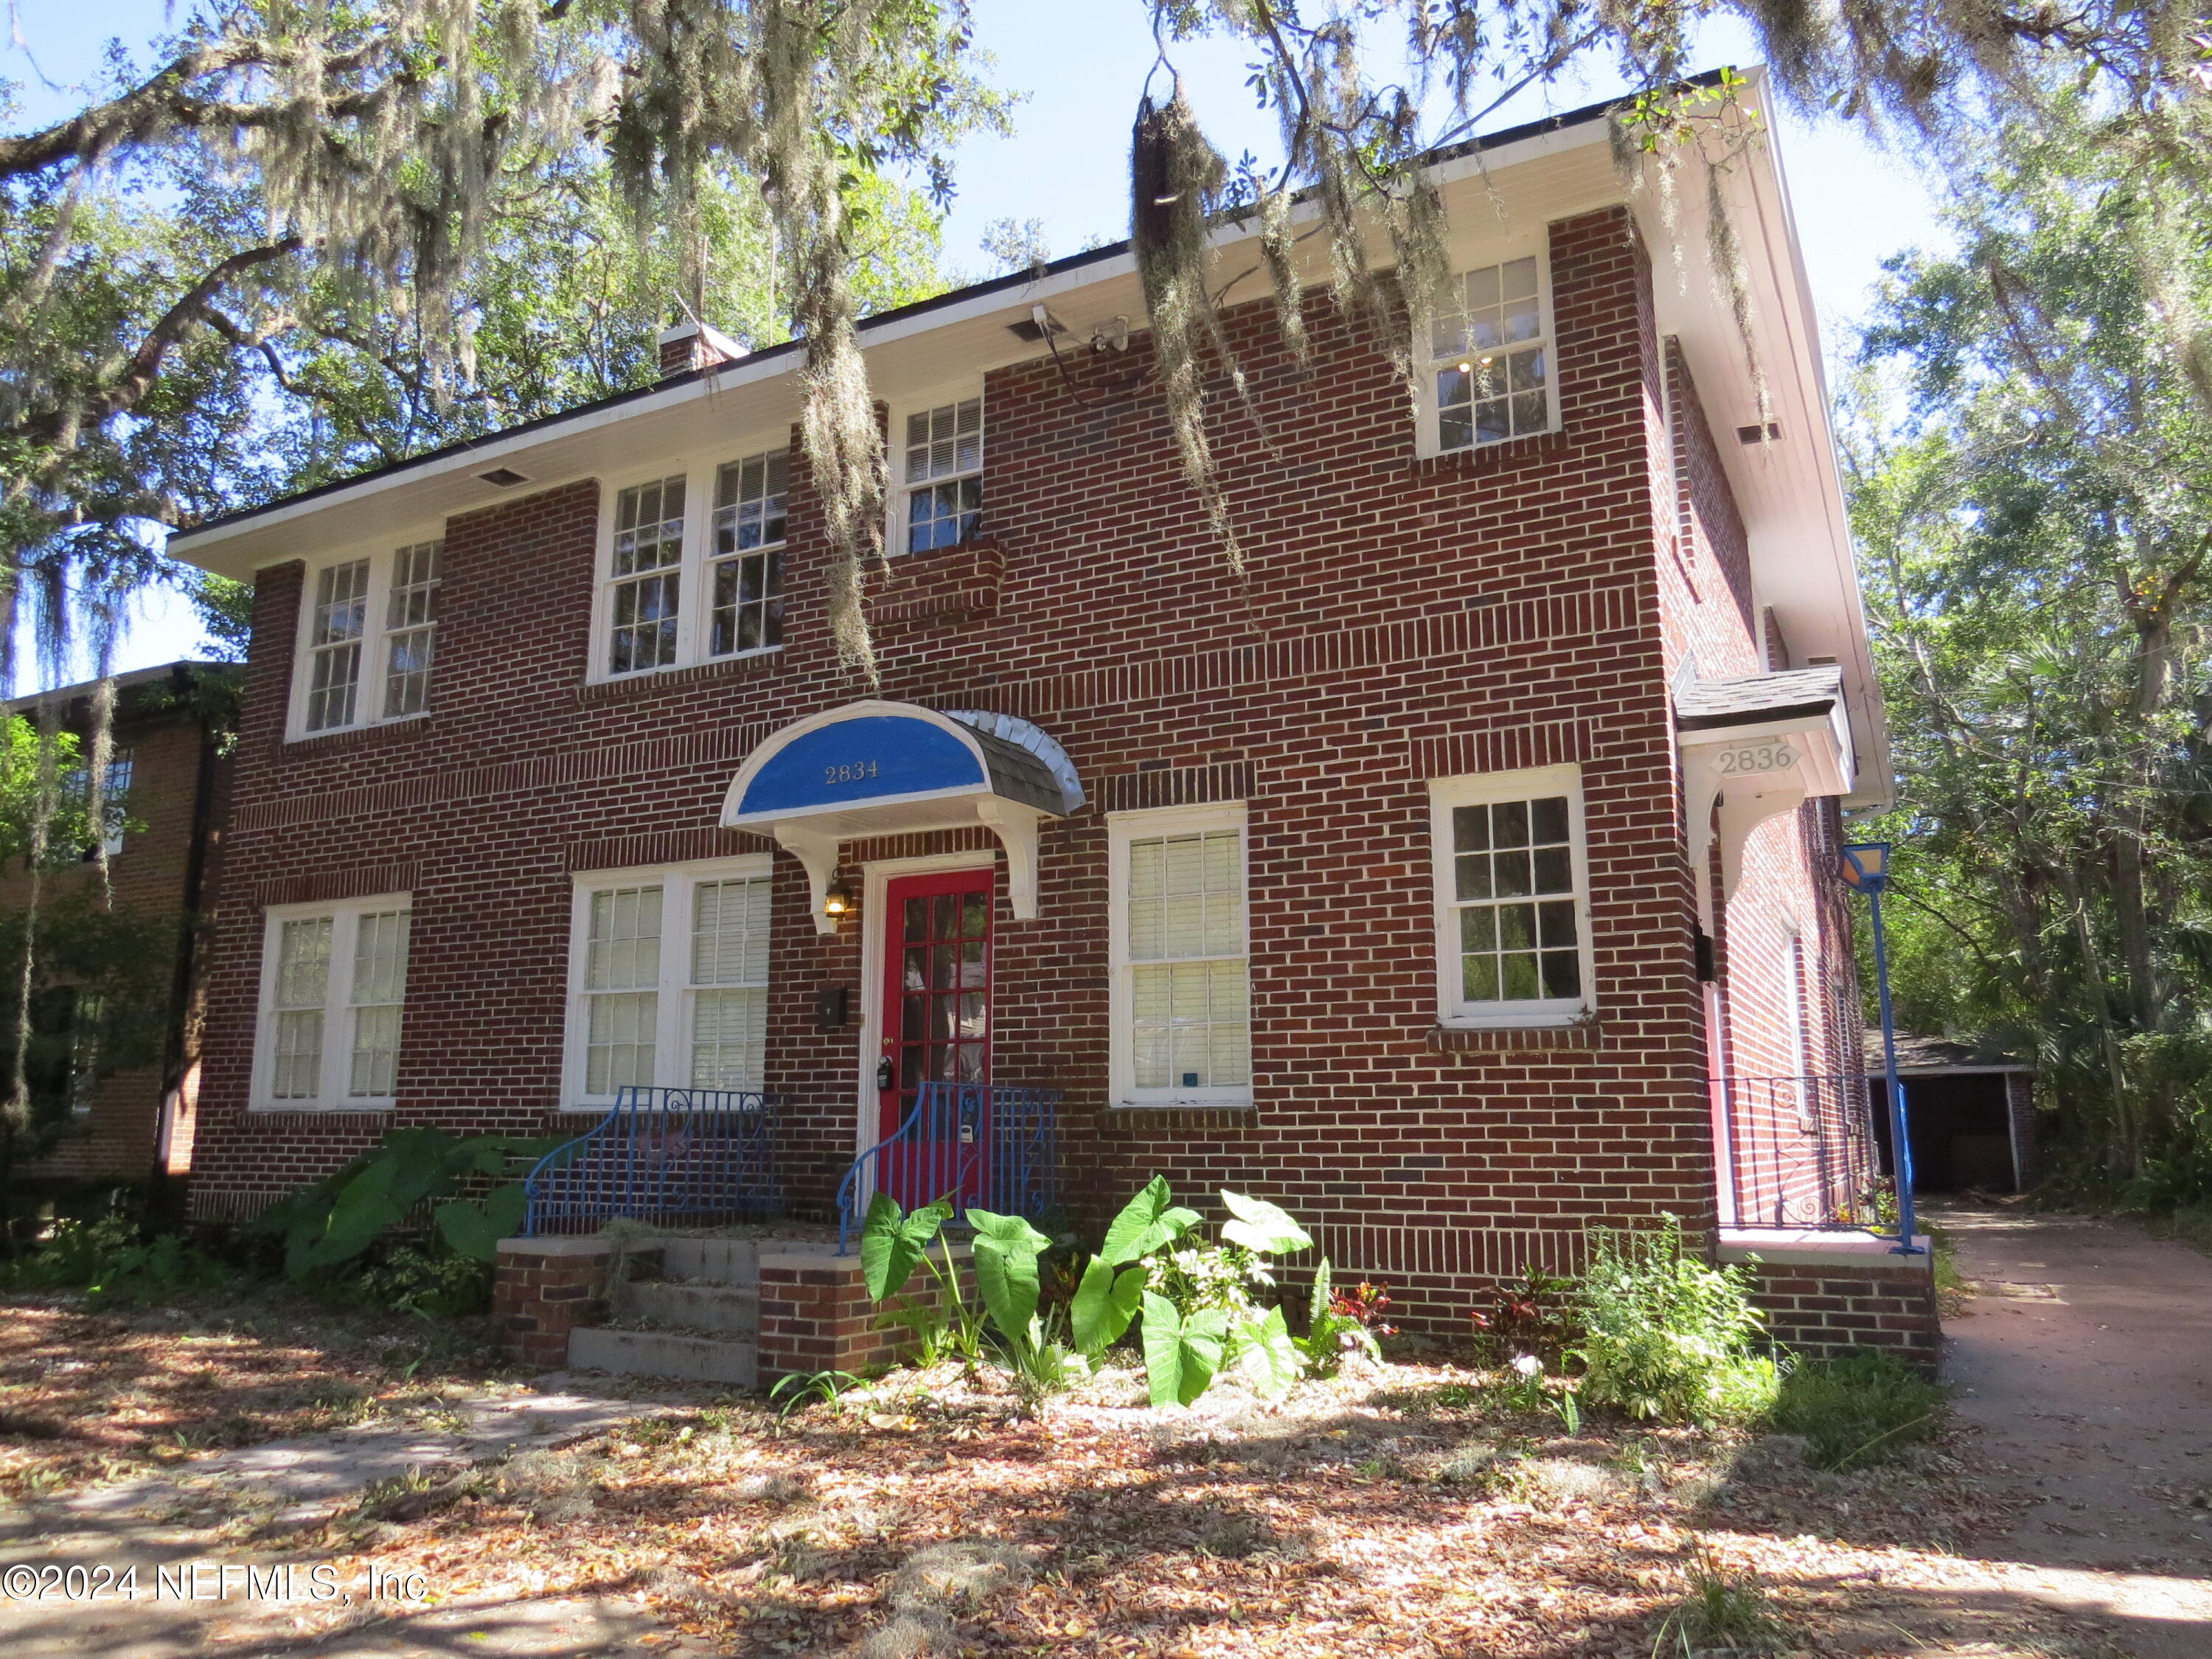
2, 661, 231, 1199
164, 83, 1919, 1350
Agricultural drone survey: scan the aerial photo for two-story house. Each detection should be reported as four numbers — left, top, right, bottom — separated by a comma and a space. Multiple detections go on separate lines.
164, 78, 1928, 1363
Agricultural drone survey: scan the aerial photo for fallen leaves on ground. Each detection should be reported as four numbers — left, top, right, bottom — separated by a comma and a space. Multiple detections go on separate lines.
255, 1359, 2132, 1658
0, 1288, 509, 1500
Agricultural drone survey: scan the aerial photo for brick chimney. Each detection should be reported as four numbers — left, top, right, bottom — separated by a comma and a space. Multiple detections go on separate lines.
657, 319, 747, 378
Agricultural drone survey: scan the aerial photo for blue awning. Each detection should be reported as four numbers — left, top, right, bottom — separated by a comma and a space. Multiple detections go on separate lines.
721, 701, 1082, 929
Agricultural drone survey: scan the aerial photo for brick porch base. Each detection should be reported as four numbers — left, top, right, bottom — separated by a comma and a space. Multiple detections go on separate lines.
1719, 1228, 1941, 1371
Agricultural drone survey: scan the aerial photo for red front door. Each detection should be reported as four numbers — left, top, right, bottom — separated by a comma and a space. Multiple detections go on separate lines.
877, 869, 993, 1206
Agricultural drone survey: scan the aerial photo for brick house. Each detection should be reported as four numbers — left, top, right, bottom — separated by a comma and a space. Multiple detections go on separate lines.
1, 661, 231, 1205
164, 82, 1927, 1362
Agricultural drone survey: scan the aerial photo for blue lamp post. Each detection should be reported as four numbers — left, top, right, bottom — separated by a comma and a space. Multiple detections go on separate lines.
1840, 841, 1922, 1255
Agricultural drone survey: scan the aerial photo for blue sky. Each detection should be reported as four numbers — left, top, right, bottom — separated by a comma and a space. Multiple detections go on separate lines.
6, 1, 1950, 686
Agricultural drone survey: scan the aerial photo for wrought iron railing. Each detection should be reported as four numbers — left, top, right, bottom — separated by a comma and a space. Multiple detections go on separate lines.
1717, 1072, 1891, 1232
524, 1086, 782, 1236
835, 1082, 1062, 1254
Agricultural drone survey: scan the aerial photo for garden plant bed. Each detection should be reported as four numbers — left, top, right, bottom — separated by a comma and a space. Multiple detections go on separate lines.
0, 1287, 512, 1501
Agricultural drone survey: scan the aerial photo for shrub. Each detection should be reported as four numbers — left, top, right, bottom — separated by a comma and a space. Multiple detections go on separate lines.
352, 1245, 494, 1318
2, 1214, 231, 1302
1769, 1349, 1945, 1470
1571, 1217, 1777, 1425
1467, 1268, 1577, 1365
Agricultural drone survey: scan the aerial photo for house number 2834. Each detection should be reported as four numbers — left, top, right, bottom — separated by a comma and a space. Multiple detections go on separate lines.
824, 760, 880, 785
1716, 741, 1796, 776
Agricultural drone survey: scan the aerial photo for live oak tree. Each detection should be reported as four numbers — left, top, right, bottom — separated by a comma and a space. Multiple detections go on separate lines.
1847, 111, 2212, 1193
4, 1, 2208, 1158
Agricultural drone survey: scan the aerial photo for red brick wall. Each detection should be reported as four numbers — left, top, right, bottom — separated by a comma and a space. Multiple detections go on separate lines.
8, 706, 223, 1184
1653, 343, 1870, 1229
188, 206, 1864, 1329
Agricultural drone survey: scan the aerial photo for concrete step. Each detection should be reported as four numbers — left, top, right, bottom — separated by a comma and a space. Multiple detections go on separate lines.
613, 1279, 760, 1335
656, 1237, 761, 1283
568, 1326, 757, 1388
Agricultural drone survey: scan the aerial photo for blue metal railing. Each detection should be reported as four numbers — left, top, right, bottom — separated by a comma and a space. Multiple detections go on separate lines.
524, 1086, 782, 1236
1716, 1072, 1891, 1233
835, 1082, 1062, 1254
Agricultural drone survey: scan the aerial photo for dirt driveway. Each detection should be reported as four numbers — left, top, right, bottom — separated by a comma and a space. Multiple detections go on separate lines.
1936, 1203, 2212, 1659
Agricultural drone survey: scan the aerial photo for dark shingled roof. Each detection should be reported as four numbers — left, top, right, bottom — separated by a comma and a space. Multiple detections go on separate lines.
1863, 1031, 2032, 1075
1675, 666, 1845, 732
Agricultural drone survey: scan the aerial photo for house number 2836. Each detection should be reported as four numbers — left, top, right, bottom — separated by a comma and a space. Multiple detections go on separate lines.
1716, 741, 1796, 776
824, 760, 880, 785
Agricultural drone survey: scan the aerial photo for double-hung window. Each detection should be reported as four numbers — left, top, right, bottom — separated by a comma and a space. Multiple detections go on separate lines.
1428, 254, 1552, 451
709, 451, 786, 655
306, 559, 370, 730
295, 540, 444, 736
565, 856, 773, 1106
1429, 765, 1593, 1027
608, 476, 686, 674
253, 895, 412, 1107
382, 540, 441, 716
900, 396, 983, 553
62, 753, 133, 858
1108, 803, 1252, 1107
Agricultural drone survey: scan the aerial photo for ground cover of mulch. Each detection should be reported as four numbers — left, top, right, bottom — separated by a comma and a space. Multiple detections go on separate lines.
0, 1289, 513, 1500
254, 1359, 2133, 1659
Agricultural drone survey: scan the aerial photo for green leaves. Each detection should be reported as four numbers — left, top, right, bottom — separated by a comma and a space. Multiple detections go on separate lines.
1099, 1175, 1202, 1267
1069, 1256, 1147, 1356
860, 1192, 954, 1301
259, 1129, 554, 1278
1227, 1305, 1303, 1402
434, 1183, 527, 1262
1220, 1189, 1312, 1256
1140, 1292, 1231, 1408
964, 1207, 1051, 1346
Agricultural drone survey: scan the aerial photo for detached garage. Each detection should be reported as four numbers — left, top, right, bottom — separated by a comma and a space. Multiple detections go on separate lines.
1868, 1033, 2037, 1195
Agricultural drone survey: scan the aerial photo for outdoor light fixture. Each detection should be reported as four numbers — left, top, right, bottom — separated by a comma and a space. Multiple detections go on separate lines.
821, 874, 855, 919
1840, 840, 1921, 1255
1839, 840, 1891, 894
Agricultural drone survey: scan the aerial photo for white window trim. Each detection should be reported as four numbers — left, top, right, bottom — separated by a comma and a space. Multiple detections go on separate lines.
560, 852, 774, 1108
588, 438, 793, 684
286, 536, 443, 740
1107, 800, 1253, 1110
883, 383, 985, 560
1428, 764, 1596, 1029
1411, 232, 1562, 460
250, 892, 412, 1110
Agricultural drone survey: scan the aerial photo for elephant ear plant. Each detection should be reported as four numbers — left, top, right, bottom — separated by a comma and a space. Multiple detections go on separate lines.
254, 1127, 559, 1279
859, 1194, 1085, 1398
1068, 1177, 1323, 1408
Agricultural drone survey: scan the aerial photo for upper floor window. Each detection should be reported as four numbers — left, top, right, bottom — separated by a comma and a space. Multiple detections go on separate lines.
901, 396, 982, 553
608, 476, 686, 675
307, 559, 369, 730
383, 540, 441, 717
597, 448, 788, 679
293, 540, 443, 737
710, 452, 786, 655
1429, 254, 1551, 451
1108, 802, 1252, 1107
1428, 765, 1592, 1028
63, 752, 132, 858
252, 894, 412, 1107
